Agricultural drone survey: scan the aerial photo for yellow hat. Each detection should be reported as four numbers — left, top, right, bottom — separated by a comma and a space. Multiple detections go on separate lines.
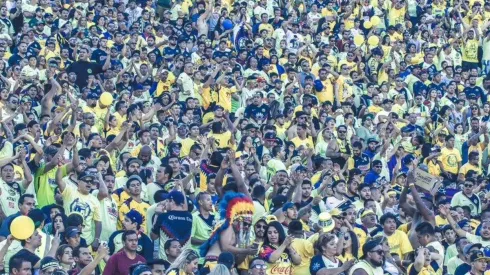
360, 209, 376, 219
329, 208, 342, 217
265, 215, 277, 224
318, 212, 335, 233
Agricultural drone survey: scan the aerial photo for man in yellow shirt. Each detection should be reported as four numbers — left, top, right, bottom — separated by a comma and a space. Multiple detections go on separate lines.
334, 64, 354, 105
57, 169, 102, 246
291, 123, 315, 149
438, 135, 462, 181
381, 212, 413, 258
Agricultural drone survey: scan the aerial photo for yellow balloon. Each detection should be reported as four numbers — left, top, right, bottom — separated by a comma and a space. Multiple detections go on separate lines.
364, 21, 373, 29
100, 92, 113, 106
368, 36, 379, 46
10, 216, 35, 240
353, 35, 364, 46
371, 16, 381, 26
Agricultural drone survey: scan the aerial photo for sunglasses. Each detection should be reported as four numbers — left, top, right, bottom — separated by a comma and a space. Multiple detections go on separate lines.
255, 224, 266, 229
252, 264, 267, 270
338, 131, 347, 133
370, 250, 385, 255
464, 184, 473, 188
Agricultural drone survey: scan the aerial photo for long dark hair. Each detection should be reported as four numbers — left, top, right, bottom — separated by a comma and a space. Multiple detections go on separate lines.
237, 135, 251, 152
342, 231, 359, 259
52, 213, 68, 236
263, 221, 286, 246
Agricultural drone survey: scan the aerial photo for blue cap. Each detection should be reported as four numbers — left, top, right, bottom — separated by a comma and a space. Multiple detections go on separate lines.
134, 84, 144, 91
314, 80, 324, 92
403, 154, 415, 165
166, 190, 185, 205
87, 93, 98, 100
126, 209, 143, 225
282, 202, 296, 212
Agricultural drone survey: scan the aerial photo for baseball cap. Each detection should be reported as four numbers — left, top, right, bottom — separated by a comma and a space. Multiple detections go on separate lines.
360, 209, 376, 218
78, 170, 95, 181
126, 157, 143, 166
464, 243, 482, 255
264, 132, 277, 141
329, 208, 342, 217
131, 264, 152, 275
166, 190, 185, 205
28, 209, 45, 228
469, 250, 490, 262
244, 124, 259, 130
65, 226, 81, 238
367, 138, 379, 144
87, 93, 98, 100
126, 209, 143, 226
282, 202, 296, 212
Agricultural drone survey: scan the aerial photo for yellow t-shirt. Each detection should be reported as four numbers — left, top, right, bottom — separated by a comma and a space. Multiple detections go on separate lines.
386, 230, 413, 258
336, 75, 354, 103
291, 136, 314, 149
208, 131, 232, 149
459, 162, 481, 176
389, 7, 406, 26
291, 238, 314, 274
181, 138, 199, 157
217, 86, 237, 112
118, 198, 150, 232
317, 76, 335, 103
462, 39, 479, 63
437, 147, 462, 174
61, 185, 101, 244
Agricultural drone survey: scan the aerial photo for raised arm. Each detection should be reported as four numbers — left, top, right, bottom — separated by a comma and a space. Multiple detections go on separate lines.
406, 169, 435, 224
41, 73, 61, 116
228, 150, 250, 197
439, 205, 467, 237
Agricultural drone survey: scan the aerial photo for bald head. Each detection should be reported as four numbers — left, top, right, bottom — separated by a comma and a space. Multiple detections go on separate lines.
139, 145, 152, 164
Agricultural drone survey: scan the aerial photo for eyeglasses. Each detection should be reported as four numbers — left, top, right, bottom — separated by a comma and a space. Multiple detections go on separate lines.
338, 131, 346, 134
370, 250, 385, 255
252, 264, 267, 270
464, 184, 473, 188
255, 224, 266, 229
374, 166, 382, 168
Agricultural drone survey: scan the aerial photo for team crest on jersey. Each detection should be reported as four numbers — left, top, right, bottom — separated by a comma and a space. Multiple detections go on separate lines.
70, 199, 93, 219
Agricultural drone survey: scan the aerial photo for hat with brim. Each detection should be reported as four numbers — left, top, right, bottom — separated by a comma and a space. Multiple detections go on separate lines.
329, 208, 342, 218
318, 212, 335, 233
361, 209, 376, 219
464, 243, 482, 255
469, 250, 490, 262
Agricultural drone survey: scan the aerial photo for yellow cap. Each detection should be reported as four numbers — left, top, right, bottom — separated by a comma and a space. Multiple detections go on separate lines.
360, 209, 376, 218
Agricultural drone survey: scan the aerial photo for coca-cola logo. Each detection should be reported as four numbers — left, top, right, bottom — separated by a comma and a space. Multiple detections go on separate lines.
270, 265, 291, 274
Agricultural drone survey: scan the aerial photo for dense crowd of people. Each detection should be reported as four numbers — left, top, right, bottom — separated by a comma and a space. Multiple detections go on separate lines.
0, 0, 490, 274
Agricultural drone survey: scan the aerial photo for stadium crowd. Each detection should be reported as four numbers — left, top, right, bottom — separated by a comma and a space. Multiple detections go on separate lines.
0, 0, 490, 274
